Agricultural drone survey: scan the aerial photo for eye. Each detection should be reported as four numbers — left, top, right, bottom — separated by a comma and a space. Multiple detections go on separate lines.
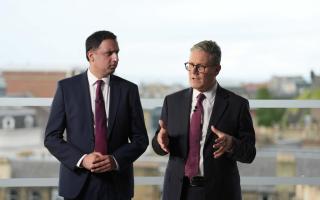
105, 51, 113, 56
105, 50, 119, 56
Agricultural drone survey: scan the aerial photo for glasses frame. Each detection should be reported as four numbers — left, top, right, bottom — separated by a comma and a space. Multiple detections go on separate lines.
184, 62, 212, 73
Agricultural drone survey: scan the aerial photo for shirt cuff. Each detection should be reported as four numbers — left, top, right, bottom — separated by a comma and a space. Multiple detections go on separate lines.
76, 154, 87, 168
112, 155, 120, 170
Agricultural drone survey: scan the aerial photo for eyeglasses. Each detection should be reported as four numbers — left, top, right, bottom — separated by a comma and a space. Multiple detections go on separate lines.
184, 62, 210, 73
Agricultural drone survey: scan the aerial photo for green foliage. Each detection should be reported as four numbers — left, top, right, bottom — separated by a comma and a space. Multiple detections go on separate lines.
255, 87, 286, 127
285, 88, 320, 124
297, 89, 320, 99
256, 87, 270, 99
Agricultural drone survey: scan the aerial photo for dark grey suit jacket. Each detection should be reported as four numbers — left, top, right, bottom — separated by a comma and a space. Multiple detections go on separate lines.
44, 72, 148, 199
152, 85, 256, 200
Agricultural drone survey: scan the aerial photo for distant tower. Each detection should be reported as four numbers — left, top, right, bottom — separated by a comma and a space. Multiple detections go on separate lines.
310, 70, 315, 82
310, 70, 320, 89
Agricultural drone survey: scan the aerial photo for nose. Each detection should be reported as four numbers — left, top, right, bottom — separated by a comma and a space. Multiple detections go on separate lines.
191, 66, 199, 75
112, 52, 119, 62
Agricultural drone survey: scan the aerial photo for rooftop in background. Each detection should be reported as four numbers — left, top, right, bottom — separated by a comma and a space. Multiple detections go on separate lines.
1, 69, 84, 97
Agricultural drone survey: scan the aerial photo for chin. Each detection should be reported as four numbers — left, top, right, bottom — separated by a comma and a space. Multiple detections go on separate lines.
190, 85, 201, 91
107, 69, 116, 74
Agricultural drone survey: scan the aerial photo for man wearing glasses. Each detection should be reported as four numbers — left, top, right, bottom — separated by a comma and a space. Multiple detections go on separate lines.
152, 40, 256, 200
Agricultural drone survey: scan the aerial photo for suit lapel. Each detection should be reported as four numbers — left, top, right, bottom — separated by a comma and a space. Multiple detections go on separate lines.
203, 85, 229, 157
80, 71, 95, 137
108, 75, 120, 139
181, 89, 193, 158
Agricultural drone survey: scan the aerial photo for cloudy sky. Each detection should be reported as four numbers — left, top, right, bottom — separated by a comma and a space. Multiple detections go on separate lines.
0, 0, 319, 85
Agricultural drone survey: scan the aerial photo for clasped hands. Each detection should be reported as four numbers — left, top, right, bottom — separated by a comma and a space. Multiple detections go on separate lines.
81, 152, 116, 173
157, 120, 233, 158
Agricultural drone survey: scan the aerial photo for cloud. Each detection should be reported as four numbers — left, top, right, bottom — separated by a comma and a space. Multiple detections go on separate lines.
0, 0, 319, 84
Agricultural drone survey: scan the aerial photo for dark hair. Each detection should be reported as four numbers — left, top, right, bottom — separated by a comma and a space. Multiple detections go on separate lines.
85, 30, 117, 61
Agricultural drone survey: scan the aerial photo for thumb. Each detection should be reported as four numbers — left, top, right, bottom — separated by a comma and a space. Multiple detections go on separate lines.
211, 126, 222, 137
159, 119, 167, 130
93, 152, 103, 157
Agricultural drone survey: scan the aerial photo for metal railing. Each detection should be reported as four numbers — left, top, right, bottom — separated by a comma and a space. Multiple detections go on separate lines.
0, 98, 320, 108
0, 97, 320, 188
1, 177, 320, 188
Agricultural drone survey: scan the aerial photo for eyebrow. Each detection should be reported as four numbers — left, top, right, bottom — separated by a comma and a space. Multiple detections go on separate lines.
102, 49, 120, 54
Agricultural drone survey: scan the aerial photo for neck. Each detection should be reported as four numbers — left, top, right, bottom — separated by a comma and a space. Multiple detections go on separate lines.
198, 80, 217, 93
89, 66, 108, 79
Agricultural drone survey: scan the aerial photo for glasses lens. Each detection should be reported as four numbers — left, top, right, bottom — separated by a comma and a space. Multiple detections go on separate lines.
185, 62, 190, 70
198, 65, 205, 73
185, 63, 206, 72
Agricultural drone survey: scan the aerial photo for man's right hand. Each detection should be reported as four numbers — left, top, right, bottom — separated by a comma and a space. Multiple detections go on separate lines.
157, 120, 170, 153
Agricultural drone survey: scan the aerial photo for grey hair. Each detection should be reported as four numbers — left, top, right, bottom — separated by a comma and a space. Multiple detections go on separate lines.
191, 40, 221, 65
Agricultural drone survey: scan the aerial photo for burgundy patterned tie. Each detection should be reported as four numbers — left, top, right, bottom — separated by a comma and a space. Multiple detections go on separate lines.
94, 80, 108, 155
185, 93, 206, 178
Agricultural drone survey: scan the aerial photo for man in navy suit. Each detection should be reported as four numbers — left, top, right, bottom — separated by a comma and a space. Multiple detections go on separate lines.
44, 30, 149, 200
152, 40, 256, 200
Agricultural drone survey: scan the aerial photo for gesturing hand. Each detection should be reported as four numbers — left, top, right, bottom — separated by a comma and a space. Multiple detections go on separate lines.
211, 126, 233, 158
157, 120, 170, 153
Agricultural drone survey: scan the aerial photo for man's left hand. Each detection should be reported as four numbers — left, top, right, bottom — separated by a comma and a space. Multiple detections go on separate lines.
211, 126, 233, 158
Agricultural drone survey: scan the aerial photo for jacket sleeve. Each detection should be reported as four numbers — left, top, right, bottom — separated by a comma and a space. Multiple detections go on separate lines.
112, 85, 149, 170
152, 96, 169, 156
228, 100, 256, 163
44, 82, 84, 170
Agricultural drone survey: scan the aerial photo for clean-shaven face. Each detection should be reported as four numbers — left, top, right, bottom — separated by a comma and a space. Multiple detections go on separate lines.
188, 49, 220, 92
89, 39, 119, 78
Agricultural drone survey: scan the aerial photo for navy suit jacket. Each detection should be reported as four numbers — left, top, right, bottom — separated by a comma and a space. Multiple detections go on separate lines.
152, 85, 256, 200
44, 72, 148, 199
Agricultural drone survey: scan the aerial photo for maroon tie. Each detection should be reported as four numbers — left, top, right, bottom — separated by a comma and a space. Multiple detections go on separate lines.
94, 80, 108, 155
185, 93, 206, 178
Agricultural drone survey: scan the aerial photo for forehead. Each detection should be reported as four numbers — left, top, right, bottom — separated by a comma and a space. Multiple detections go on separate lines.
98, 39, 119, 51
189, 50, 212, 64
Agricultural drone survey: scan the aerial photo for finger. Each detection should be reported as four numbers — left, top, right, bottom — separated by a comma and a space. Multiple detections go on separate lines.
213, 140, 225, 149
91, 160, 108, 169
160, 143, 170, 153
91, 159, 112, 172
159, 119, 167, 130
160, 138, 170, 152
213, 146, 225, 158
95, 159, 115, 172
160, 136, 170, 152
104, 156, 115, 165
91, 164, 109, 173
215, 137, 227, 146
92, 155, 108, 164
158, 131, 165, 144
92, 155, 111, 167
103, 156, 116, 171
159, 128, 167, 137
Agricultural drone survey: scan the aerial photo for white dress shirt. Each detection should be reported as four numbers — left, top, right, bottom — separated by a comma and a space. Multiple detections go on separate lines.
190, 82, 217, 175
77, 69, 119, 169
87, 69, 110, 124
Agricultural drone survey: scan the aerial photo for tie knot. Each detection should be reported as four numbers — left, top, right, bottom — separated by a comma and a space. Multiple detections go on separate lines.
197, 93, 206, 103
96, 80, 104, 88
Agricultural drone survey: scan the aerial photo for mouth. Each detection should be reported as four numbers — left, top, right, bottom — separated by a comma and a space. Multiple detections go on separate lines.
109, 65, 117, 70
191, 76, 200, 80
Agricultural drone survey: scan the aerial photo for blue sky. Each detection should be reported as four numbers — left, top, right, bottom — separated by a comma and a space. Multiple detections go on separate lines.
0, 0, 319, 85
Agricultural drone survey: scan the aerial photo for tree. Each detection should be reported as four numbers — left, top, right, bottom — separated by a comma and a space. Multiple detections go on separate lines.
255, 87, 286, 127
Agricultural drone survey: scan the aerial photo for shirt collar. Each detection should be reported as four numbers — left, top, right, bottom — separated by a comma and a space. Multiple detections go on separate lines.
192, 82, 218, 103
87, 69, 110, 86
